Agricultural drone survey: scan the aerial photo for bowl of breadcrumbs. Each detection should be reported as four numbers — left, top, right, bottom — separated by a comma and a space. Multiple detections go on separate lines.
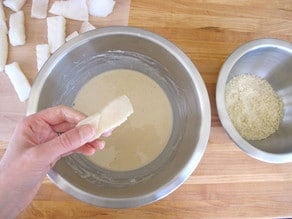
216, 38, 292, 163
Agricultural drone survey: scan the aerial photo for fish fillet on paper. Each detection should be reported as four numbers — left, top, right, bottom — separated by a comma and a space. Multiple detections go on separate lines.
77, 95, 134, 140
79, 21, 95, 33
5, 62, 31, 102
8, 10, 26, 46
3, 0, 26, 12
0, 1, 7, 32
31, 0, 49, 19
49, 0, 88, 21
47, 16, 66, 53
0, 29, 8, 71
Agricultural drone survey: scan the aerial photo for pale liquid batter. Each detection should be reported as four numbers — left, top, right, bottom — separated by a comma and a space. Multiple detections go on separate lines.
73, 69, 173, 171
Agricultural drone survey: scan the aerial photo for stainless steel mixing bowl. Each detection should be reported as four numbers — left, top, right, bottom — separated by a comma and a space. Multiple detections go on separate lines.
216, 38, 292, 163
27, 26, 211, 208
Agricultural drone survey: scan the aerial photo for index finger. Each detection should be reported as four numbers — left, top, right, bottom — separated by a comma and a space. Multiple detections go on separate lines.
30, 105, 86, 126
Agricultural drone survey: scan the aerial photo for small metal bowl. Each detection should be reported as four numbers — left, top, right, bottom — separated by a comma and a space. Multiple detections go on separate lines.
27, 27, 211, 208
216, 38, 292, 163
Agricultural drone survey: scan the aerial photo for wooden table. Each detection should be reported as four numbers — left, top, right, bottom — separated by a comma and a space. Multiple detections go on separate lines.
1, 0, 292, 218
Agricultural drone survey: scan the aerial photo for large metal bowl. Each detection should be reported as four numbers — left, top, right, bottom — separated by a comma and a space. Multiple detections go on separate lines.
27, 27, 211, 208
216, 38, 292, 163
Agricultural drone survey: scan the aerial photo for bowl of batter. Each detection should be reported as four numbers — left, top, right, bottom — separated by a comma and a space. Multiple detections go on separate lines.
27, 26, 211, 208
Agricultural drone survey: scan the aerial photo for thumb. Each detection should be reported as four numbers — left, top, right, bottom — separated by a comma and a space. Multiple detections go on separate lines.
40, 124, 96, 162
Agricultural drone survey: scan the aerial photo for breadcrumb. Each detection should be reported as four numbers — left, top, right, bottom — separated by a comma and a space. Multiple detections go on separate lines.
225, 74, 283, 140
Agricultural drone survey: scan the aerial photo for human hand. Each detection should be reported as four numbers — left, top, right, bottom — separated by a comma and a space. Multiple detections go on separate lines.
0, 105, 108, 218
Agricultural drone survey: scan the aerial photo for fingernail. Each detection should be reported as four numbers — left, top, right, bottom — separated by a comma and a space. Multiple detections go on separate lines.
87, 147, 96, 156
79, 125, 95, 142
99, 141, 105, 150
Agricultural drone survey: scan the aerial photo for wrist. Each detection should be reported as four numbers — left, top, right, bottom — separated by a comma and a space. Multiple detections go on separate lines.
0, 157, 35, 218
0, 163, 22, 219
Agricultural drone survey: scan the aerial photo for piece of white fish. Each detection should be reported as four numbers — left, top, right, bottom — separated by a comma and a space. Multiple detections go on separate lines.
49, 0, 88, 21
3, 0, 26, 12
87, 0, 116, 17
8, 10, 26, 46
47, 16, 66, 53
79, 21, 95, 33
31, 0, 49, 19
77, 95, 134, 140
36, 44, 50, 71
5, 62, 31, 102
65, 31, 79, 42
0, 29, 8, 72
0, 1, 7, 33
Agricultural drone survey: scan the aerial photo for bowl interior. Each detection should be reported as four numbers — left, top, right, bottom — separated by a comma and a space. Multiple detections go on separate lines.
217, 39, 292, 162
28, 27, 210, 207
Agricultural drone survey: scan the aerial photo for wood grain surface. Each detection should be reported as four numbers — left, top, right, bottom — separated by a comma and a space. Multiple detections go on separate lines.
0, 0, 292, 218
